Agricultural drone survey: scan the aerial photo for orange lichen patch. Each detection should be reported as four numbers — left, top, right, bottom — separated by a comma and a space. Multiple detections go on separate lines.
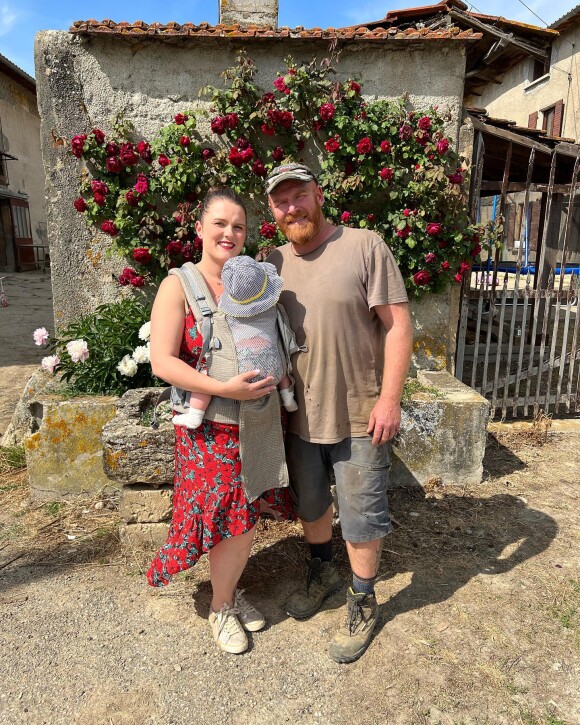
138, 440, 149, 447
24, 432, 41, 451
105, 449, 126, 471
45, 416, 73, 445
413, 337, 447, 368
86, 248, 103, 268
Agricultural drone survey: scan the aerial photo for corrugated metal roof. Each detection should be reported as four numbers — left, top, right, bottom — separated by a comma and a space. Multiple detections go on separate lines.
69, 19, 481, 42
549, 4, 580, 29
0, 52, 35, 93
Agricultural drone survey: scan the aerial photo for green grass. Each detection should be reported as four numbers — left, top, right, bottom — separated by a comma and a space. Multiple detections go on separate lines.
0, 522, 24, 543
44, 501, 63, 517
0, 445, 26, 471
401, 378, 443, 405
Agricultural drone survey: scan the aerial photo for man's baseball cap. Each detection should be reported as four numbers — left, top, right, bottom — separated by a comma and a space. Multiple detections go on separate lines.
265, 162, 317, 194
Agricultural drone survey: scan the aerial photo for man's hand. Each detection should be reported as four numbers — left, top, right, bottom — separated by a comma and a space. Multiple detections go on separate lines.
367, 398, 401, 445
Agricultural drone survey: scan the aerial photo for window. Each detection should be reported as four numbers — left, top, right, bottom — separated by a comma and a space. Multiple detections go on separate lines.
542, 100, 564, 137
0, 116, 7, 186
532, 58, 549, 81
543, 106, 555, 136
12, 203, 32, 239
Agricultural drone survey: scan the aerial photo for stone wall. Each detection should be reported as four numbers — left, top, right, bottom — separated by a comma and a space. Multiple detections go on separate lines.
35, 29, 468, 369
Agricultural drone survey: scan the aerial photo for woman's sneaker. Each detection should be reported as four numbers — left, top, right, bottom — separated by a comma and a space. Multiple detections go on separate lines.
234, 589, 266, 632
208, 603, 248, 654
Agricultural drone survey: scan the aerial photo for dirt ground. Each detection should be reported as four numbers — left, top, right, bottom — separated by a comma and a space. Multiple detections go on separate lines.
0, 428, 578, 725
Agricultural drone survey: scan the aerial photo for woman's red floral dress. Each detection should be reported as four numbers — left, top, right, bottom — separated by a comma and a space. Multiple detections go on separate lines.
147, 308, 295, 587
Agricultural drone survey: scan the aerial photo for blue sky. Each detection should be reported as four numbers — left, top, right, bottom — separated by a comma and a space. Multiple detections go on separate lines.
0, 0, 575, 79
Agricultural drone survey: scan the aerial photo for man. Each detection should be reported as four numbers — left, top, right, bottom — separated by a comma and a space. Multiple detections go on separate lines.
266, 163, 413, 663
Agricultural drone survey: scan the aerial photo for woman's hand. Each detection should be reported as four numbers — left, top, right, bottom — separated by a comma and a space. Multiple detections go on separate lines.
221, 370, 277, 400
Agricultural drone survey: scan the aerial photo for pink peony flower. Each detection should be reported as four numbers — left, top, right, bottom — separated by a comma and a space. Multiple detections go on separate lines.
41, 354, 60, 374
33, 327, 49, 346
66, 339, 89, 363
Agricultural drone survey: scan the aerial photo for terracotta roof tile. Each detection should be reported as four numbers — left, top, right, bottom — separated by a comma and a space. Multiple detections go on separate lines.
69, 19, 481, 42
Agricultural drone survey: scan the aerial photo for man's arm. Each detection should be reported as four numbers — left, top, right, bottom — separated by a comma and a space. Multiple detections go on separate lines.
367, 302, 414, 445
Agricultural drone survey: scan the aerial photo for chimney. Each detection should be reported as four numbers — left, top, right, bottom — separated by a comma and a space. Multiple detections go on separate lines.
219, 0, 279, 28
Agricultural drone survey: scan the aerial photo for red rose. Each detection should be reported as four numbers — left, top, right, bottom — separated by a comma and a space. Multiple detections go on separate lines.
397, 224, 411, 239
106, 156, 124, 173
425, 253, 437, 264
341, 211, 352, 223
459, 261, 471, 274
119, 267, 138, 286
166, 240, 183, 256
297, 139, 305, 150
181, 242, 194, 261
319, 103, 335, 121
105, 141, 119, 157
261, 123, 275, 136
413, 270, 432, 286
259, 221, 277, 239
438, 240, 449, 249
356, 137, 373, 155
470, 243, 482, 257
252, 159, 267, 177
136, 140, 152, 163
71, 134, 87, 158
225, 113, 239, 130
240, 147, 254, 163
448, 170, 464, 184
403, 209, 411, 217
91, 179, 108, 197
261, 92, 275, 104
347, 80, 361, 94
272, 146, 285, 162
417, 116, 431, 130
399, 124, 412, 140
134, 174, 149, 195
201, 148, 215, 161
380, 140, 391, 153
441, 261, 450, 270
454, 273, 463, 283
120, 143, 139, 166
130, 274, 145, 287
125, 190, 139, 207
379, 167, 393, 181
73, 197, 87, 213
344, 161, 355, 175
211, 116, 226, 135
194, 236, 203, 252
91, 128, 105, 145
436, 138, 449, 155
229, 147, 244, 167
93, 193, 106, 207
174, 113, 189, 125
312, 119, 325, 132
179, 135, 190, 147
158, 154, 171, 168
273, 77, 289, 93
281, 111, 294, 128
367, 214, 375, 222
100, 220, 118, 236
132, 247, 152, 264
325, 137, 340, 153
236, 136, 250, 150
416, 132, 430, 146
426, 223, 442, 236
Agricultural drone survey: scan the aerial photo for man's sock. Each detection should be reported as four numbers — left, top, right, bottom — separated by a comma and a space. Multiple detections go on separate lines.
309, 540, 333, 563
352, 572, 376, 596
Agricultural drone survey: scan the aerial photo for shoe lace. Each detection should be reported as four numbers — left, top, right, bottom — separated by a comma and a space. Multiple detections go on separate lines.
346, 597, 365, 634
234, 589, 254, 616
215, 603, 241, 638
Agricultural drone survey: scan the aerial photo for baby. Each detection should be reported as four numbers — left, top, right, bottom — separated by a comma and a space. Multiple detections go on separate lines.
173, 256, 297, 429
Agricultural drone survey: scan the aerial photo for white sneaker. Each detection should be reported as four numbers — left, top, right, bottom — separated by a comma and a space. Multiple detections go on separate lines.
208, 603, 248, 654
234, 589, 266, 632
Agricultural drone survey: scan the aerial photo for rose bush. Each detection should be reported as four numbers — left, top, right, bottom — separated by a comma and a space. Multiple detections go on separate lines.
70, 51, 492, 298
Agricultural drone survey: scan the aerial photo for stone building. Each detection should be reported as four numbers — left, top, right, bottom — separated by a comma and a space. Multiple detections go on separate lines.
0, 53, 47, 272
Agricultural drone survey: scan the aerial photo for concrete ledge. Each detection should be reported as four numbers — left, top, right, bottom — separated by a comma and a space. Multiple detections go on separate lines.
119, 485, 173, 523
392, 370, 490, 488
119, 522, 169, 552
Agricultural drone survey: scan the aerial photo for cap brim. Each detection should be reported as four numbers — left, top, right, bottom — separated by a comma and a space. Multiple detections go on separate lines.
266, 171, 315, 194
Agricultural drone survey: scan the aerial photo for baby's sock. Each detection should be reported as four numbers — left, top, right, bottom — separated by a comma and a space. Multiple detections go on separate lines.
280, 388, 298, 412
173, 408, 205, 429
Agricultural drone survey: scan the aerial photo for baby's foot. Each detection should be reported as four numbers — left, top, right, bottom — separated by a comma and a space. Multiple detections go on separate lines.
173, 408, 205, 429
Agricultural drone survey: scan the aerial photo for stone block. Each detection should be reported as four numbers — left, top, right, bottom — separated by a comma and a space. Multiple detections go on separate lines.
119, 485, 173, 523
119, 522, 169, 553
392, 370, 490, 488
24, 393, 119, 501
102, 388, 174, 486
409, 288, 460, 374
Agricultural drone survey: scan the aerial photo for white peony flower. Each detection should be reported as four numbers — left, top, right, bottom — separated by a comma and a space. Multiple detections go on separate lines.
66, 339, 89, 363
33, 327, 49, 346
117, 354, 138, 377
41, 355, 60, 374
138, 321, 151, 341
132, 343, 150, 364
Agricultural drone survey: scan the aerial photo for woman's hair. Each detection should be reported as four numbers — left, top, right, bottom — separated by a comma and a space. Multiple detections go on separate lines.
200, 186, 247, 221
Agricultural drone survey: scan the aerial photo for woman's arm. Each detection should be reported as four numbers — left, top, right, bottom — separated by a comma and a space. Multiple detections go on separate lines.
150, 275, 276, 400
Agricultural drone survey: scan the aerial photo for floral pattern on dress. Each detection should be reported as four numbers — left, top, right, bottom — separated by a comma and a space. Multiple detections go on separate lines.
147, 308, 295, 587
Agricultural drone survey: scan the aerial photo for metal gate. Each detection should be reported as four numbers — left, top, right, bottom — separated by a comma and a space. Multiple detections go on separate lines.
456, 115, 580, 420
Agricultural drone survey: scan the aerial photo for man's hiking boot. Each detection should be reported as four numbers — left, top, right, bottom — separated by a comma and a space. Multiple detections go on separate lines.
328, 587, 378, 663
286, 557, 341, 619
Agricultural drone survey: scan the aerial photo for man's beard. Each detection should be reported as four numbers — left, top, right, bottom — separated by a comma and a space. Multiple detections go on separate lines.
278, 210, 322, 245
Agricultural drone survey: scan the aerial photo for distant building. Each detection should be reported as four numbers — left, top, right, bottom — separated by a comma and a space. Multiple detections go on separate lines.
0, 53, 47, 272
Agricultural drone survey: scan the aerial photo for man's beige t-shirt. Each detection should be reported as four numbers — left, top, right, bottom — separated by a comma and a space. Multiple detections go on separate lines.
268, 225, 408, 444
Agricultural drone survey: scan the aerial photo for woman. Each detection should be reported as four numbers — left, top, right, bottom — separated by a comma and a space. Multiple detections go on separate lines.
146, 187, 295, 654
